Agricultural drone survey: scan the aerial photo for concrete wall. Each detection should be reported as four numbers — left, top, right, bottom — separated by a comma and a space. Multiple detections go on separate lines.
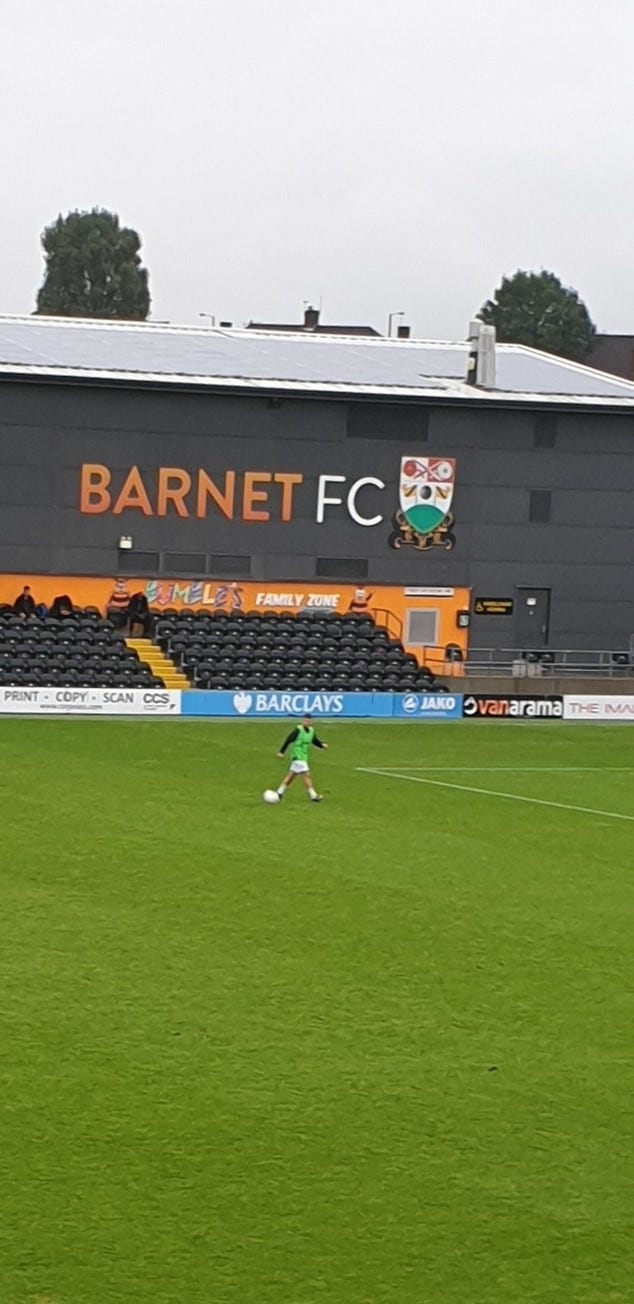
0, 380, 632, 648
457, 675, 634, 695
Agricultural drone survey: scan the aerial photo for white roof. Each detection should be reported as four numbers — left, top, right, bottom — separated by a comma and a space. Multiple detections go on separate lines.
1, 314, 634, 407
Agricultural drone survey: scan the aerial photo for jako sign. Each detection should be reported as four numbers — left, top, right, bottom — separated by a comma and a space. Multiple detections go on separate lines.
395, 692, 462, 719
78, 457, 457, 535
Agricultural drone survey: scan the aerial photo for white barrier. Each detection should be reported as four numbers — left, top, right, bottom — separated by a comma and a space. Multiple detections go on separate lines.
563, 694, 634, 721
0, 687, 181, 715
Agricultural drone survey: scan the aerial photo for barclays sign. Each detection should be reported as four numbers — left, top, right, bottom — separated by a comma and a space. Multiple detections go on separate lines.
232, 690, 344, 715
180, 690, 395, 718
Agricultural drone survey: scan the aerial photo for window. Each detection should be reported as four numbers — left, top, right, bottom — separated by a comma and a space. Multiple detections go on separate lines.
163, 552, 206, 574
529, 490, 551, 522
534, 413, 557, 447
315, 557, 369, 579
207, 554, 252, 576
346, 403, 428, 441
118, 550, 160, 573
405, 609, 439, 646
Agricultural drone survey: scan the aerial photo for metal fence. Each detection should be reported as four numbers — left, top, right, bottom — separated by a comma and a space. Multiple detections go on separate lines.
461, 647, 633, 678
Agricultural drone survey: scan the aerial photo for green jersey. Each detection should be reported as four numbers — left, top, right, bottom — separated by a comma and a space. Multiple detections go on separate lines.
291, 724, 315, 763
279, 724, 325, 763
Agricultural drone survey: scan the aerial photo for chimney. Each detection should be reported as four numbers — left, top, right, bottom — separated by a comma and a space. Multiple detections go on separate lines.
397, 324, 411, 340
466, 319, 496, 388
304, 306, 320, 330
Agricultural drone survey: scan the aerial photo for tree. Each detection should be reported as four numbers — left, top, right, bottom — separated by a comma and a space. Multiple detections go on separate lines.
36, 208, 150, 320
478, 270, 595, 361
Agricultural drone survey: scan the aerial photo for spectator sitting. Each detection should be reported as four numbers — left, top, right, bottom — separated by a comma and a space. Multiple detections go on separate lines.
13, 585, 36, 618
107, 578, 132, 628
50, 594, 74, 620
127, 592, 153, 637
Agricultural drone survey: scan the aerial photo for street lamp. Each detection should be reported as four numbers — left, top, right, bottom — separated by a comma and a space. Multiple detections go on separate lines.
387, 311, 404, 338
199, 312, 216, 326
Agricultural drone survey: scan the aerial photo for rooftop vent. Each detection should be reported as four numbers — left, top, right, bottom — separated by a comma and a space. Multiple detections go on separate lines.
466, 319, 496, 388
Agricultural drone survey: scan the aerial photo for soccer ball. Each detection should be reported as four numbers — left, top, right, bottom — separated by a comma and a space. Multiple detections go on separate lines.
262, 789, 280, 804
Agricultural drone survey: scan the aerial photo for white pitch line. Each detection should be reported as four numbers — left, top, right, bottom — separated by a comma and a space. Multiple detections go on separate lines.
358, 766, 634, 773
356, 767, 634, 823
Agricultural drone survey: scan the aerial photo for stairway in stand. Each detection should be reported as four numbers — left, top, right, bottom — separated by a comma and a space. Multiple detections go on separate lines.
125, 638, 190, 689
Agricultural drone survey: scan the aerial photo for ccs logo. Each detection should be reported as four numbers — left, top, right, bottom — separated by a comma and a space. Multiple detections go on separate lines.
143, 691, 171, 706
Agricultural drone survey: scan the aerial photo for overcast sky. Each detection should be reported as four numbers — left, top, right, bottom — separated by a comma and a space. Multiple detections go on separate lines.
2, 0, 632, 337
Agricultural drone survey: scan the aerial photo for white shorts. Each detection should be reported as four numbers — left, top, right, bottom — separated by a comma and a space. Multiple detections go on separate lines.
289, 760, 310, 775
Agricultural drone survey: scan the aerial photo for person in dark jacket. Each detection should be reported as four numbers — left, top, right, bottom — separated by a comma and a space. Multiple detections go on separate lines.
127, 592, 154, 637
13, 585, 36, 618
50, 594, 74, 619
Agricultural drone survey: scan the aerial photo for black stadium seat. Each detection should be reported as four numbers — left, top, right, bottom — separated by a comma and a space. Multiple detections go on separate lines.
138, 609, 437, 695
0, 608, 167, 690
0, 607, 436, 695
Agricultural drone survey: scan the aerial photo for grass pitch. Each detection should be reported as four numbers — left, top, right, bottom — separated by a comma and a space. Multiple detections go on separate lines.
0, 719, 632, 1304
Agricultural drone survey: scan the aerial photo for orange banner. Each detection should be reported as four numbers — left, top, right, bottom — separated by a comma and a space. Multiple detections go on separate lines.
0, 575, 469, 673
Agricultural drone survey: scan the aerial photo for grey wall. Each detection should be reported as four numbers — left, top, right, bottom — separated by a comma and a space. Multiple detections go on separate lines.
0, 380, 632, 647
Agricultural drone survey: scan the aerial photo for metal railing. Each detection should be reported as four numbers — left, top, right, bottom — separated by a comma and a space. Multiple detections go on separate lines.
371, 606, 403, 641
461, 647, 633, 678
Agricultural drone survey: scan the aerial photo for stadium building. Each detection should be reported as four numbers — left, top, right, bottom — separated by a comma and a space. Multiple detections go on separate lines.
0, 313, 633, 667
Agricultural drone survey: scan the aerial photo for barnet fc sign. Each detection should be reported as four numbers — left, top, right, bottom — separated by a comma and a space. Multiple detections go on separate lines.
79, 455, 457, 542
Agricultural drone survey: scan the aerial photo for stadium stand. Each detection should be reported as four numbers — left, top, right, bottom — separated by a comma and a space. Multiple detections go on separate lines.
154, 610, 439, 692
0, 610, 165, 688
0, 607, 443, 692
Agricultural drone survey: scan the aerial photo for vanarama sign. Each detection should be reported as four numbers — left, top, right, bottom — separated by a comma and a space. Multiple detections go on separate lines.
78, 456, 457, 536
463, 695, 564, 719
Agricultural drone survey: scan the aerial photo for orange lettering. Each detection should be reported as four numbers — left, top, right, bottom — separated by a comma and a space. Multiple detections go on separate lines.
243, 472, 271, 522
113, 466, 153, 516
274, 472, 303, 521
196, 470, 235, 519
157, 467, 192, 517
80, 463, 111, 514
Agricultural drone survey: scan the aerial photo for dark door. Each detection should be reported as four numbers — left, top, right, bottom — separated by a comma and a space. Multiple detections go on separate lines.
513, 587, 551, 648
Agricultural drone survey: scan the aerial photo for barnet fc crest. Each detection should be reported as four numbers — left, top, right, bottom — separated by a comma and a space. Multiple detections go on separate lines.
389, 456, 456, 551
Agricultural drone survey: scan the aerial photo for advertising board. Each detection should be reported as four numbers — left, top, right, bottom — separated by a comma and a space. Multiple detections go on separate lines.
1, 687, 631, 721
180, 690, 395, 718
394, 692, 463, 720
563, 695, 634, 721
0, 688, 181, 715
462, 694, 564, 719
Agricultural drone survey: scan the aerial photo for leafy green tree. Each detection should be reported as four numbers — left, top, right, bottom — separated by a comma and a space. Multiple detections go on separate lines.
36, 208, 150, 320
479, 270, 595, 361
